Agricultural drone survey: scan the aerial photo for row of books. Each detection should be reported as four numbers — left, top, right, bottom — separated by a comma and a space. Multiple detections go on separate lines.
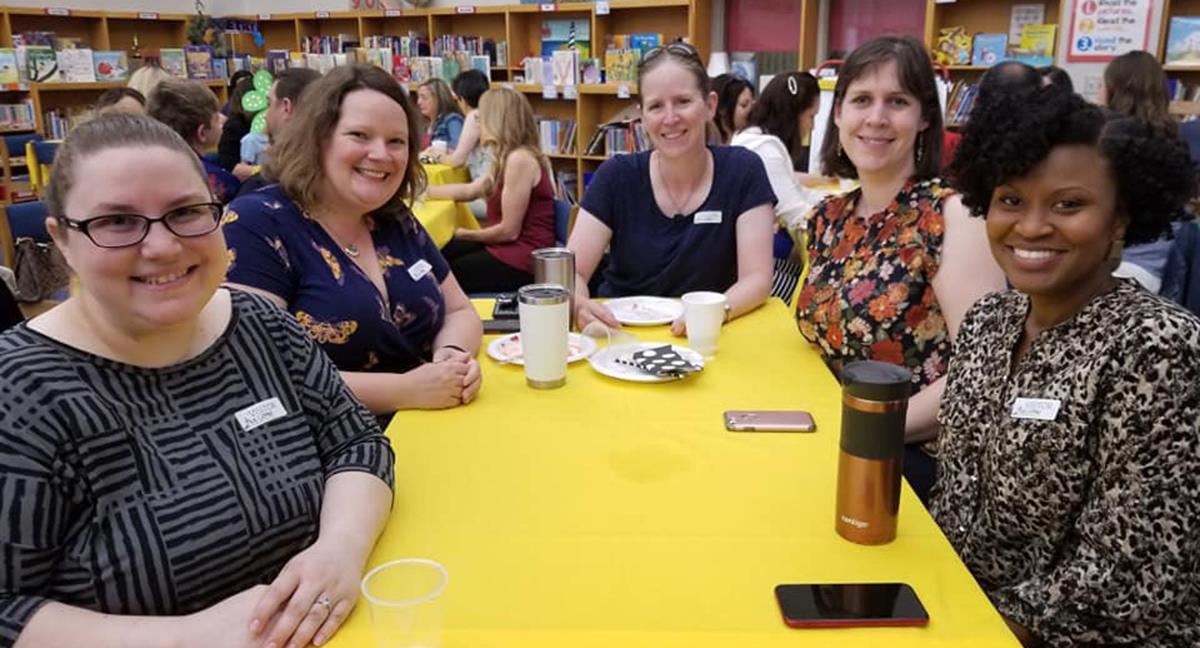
431, 35, 508, 68
0, 100, 35, 131
538, 118, 576, 155
934, 23, 1057, 68
582, 121, 649, 157
300, 34, 359, 55
363, 34, 429, 59
42, 106, 89, 139
555, 170, 578, 205
944, 81, 980, 128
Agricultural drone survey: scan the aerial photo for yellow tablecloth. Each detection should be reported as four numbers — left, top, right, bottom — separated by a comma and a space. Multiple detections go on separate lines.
329, 300, 1017, 648
411, 199, 461, 248
422, 163, 471, 187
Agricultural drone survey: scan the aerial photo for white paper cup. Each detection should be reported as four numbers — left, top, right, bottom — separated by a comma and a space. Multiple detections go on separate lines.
361, 558, 448, 648
518, 284, 570, 389
682, 291, 727, 358
431, 139, 448, 155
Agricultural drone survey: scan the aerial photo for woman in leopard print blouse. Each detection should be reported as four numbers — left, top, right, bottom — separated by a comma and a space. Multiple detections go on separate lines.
935, 85, 1200, 646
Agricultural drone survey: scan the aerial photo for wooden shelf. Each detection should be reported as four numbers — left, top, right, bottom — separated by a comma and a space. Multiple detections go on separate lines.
1164, 65, 1200, 72
36, 79, 225, 92
547, 152, 577, 160
579, 83, 638, 95
581, 154, 609, 161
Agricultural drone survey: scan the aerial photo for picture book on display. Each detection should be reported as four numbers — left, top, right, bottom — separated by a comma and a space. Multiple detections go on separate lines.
0, 49, 18, 84
160, 48, 187, 78
551, 49, 578, 86
185, 46, 213, 80
25, 46, 57, 83
56, 48, 96, 82
470, 55, 491, 80
971, 34, 1008, 67
1166, 17, 1200, 67
934, 26, 971, 66
541, 19, 590, 60
266, 49, 289, 74
1009, 24, 1056, 67
94, 51, 129, 81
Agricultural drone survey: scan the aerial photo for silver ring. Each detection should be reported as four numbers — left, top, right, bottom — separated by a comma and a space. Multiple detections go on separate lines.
314, 594, 333, 612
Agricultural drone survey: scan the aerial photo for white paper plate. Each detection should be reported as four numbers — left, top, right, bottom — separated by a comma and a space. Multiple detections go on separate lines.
605, 296, 684, 326
587, 343, 705, 383
486, 332, 596, 366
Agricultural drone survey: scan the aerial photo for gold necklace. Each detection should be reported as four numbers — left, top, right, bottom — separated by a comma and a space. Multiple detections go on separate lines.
304, 207, 363, 258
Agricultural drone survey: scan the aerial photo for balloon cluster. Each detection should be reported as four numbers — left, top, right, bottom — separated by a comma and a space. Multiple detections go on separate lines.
239, 69, 274, 134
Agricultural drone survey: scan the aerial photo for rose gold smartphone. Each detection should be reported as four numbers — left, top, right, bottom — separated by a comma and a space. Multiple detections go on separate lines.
724, 410, 816, 432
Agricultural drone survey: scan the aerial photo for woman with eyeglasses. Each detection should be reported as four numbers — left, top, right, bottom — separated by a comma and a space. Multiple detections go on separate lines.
0, 114, 393, 648
568, 42, 776, 333
794, 36, 1006, 500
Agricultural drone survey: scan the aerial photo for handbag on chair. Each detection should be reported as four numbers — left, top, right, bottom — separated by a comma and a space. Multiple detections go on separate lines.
13, 237, 70, 303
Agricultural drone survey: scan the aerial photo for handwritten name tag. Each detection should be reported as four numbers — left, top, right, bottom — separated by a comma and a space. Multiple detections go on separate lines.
1011, 397, 1061, 421
694, 211, 722, 225
235, 398, 288, 431
408, 259, 433, 281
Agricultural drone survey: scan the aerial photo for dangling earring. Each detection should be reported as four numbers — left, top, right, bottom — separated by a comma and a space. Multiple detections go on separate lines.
837, 140, 844, 158
915, 132, 925, 165
1108, 237, 1125, 261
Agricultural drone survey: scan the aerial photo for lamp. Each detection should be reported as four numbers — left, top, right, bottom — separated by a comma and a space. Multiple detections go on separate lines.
707, 51, 730, 77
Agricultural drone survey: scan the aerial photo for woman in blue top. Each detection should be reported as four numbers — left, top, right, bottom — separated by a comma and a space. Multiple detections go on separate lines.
417, 78, 464, 151
223, 65, 483, 418
568, 42, 776, 334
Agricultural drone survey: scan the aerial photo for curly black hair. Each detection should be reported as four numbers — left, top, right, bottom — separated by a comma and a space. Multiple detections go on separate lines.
948, 83, 1195, 246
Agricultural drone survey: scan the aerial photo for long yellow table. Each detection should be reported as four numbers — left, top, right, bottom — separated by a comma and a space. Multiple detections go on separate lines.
422, 163, 471, 187
411, 199, 462, 248
330, 300, 1018, 647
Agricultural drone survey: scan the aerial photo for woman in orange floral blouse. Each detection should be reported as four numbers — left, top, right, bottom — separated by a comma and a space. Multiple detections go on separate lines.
795, 36, 1005, 499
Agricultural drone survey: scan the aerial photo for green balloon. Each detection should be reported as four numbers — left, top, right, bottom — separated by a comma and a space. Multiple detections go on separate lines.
253, 69, 274, 93
241, 89, 268, 113
251, 111, 268, 134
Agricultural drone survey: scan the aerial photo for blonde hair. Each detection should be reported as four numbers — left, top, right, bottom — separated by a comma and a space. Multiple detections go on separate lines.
127, 64, 172, 100
478, 87, 547, 187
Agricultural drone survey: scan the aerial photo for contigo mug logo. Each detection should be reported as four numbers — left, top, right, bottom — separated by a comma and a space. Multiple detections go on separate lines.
840, 515, 868, 529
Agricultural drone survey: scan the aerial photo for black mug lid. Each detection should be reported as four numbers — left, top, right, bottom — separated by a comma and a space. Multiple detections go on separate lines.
842, 360, 912, 402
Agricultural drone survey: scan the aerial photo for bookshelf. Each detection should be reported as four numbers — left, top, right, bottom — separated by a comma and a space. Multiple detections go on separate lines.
1159, 0, 1200, 117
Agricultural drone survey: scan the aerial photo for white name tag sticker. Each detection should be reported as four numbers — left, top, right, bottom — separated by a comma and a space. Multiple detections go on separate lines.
408, 259, 434, 281
235, 397, 288, 431
1011, 397, 1061, 421
694, 211, 722, 225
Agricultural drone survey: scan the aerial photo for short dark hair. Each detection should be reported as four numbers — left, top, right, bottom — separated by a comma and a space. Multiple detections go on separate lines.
950, 84, 1195, 245
228, 77, 254, 117
147, 78, 219, 146
819, 36, 943, 180
452, 69, 489, 109
712, 73, 754, 142
273, 67, 321, 104
229, 69, 252, 92
95, 86, 145, 111
1038, 65, 1074, 93
746, 71, 819, 163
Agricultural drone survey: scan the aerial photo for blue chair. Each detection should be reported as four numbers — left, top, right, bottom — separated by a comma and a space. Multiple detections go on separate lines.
553, 198, 571, 245
1, 200, 49, 269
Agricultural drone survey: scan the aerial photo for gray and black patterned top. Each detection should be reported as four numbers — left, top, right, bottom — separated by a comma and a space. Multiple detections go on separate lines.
930, 280, 1200, 647
0, 290, 394, 647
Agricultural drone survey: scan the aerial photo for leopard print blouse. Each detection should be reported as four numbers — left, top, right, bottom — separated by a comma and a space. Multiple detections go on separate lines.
930, 280, 1200, 647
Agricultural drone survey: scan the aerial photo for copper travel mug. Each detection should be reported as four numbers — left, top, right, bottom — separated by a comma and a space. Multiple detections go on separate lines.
532, 247, 575, 329
834, 361, 912, 545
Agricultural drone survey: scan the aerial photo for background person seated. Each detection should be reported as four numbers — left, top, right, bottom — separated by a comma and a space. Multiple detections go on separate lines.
437, 88, 556, 294
234, 67, 322, 198
148, 78, 241, 204
416, 78, 463, 151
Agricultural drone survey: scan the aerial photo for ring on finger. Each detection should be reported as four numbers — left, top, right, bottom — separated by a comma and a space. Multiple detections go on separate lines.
313, 594, 334, 615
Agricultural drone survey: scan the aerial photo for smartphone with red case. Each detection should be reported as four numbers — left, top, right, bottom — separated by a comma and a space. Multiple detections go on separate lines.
724, 410, 816, 432
775, 583, 929, 629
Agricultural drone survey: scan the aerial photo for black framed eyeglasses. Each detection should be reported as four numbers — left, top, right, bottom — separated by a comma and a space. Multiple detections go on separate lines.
63, 202, 223, 248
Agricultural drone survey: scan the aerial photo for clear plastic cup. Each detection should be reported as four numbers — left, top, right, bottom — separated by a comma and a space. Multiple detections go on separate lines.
360, 558, 448, 648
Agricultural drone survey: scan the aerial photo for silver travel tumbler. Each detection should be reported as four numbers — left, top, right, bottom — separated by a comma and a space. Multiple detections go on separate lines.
532, 247, 576, 329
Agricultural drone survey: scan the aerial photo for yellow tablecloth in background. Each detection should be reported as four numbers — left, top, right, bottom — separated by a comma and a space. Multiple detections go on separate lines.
411, 199, 461, 248
422, 163, 471, 187
328, 300, 1018, 648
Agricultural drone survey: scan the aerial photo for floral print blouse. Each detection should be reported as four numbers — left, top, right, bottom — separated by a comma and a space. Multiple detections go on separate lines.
796, 177, 951, 390
931, 281, 1200, 646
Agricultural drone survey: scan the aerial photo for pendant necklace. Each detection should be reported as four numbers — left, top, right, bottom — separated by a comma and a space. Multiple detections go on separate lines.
304, 206, 362, 258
